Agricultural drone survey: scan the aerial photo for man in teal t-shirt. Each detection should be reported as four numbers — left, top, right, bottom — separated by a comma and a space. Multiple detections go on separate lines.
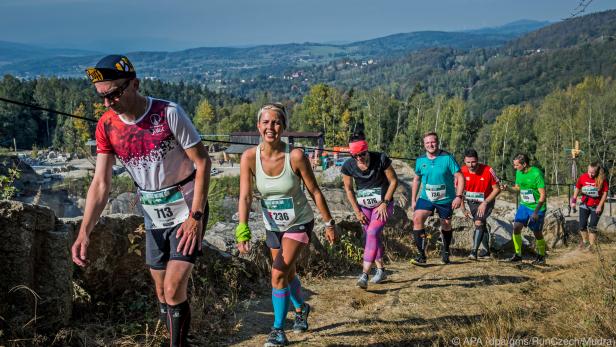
505, 153, 547, 264
411, 132, 464, 265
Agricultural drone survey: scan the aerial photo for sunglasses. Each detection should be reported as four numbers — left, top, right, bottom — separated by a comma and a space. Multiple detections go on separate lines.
97, 79, 132, 101
352, 151, 368, 159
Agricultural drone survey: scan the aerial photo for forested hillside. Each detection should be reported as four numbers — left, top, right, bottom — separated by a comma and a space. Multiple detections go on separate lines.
1, 10, 615, 189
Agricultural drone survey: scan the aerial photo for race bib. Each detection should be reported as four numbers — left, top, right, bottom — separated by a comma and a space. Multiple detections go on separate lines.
465, 191, 485, 203
356, 188, 382, 208
581, 185, 599, 198
140, 186, 189, 229
520, 189, 536, 203
261, 197, 296, 229
426, 184, 447, 202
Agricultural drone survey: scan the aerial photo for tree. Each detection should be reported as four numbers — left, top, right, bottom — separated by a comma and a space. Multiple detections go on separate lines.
193, 98, 216, 135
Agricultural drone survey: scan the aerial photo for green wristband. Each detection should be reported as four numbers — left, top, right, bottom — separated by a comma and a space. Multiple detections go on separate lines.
235, 223, 252, 242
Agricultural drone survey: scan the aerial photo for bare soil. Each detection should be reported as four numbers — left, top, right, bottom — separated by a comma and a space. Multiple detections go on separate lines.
227, 244, 614, 346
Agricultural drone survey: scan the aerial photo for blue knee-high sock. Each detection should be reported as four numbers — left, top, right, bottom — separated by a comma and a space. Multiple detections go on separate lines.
272, 287, 290, 329
288, 276, 304, 310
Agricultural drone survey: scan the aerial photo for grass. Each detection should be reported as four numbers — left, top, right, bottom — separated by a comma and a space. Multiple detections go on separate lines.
435, 247, 616, 344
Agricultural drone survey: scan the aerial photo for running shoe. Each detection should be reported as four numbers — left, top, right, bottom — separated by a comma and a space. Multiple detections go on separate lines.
356, 272, 368, 289
468, 251, 478, 261
532, 255, 546, 265
292, 303, 310, 333
370, 268, 387, 283
478, 250, 491, 259
508, 254, 522, 262
410, 255, 427, 265
264, 329, 288, 347
440, 251, 450, 265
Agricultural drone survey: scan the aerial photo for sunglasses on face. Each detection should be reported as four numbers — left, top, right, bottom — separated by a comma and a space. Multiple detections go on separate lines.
97, 79, 132, 101
352, 151, 368, 159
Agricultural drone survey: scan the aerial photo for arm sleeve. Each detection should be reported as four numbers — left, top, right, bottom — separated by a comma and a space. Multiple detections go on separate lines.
340, 161, 352, 176
95, 118, 114, 154
601, 180, 609, 193
575, 176, 583, 189
488, 167, 500, 185
167, 103, 202, 149
414, 160, 421, 177
381, 153, 392, 170
535, 170, 546, 189
449, 155, 461, 175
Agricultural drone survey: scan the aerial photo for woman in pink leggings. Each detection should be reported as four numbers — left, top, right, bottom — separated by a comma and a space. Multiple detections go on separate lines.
341, 131, 398, 289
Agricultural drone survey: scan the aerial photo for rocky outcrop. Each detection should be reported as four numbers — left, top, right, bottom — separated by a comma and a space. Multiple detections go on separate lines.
0, 200, 73, 333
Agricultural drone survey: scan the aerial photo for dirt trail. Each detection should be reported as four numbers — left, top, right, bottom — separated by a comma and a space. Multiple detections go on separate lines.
226, 245, 606, 346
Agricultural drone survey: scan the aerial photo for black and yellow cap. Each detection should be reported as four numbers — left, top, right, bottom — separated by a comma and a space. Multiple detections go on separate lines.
85, 55, 136, 83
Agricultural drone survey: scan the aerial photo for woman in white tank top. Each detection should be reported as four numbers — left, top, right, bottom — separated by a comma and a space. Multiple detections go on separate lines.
236, 103, 336, 347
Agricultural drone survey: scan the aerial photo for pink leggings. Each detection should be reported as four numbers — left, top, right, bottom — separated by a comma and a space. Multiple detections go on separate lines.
360, 202, 393, 263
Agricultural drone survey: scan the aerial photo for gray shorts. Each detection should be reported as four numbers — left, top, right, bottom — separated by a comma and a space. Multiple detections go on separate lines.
146, 203, 209, 270
467, 201, 494, 223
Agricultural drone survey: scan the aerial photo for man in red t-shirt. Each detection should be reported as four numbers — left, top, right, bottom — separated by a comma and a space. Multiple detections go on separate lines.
71, 55, 211, 346
460, 149, 501, 260
571, 162, 609, 249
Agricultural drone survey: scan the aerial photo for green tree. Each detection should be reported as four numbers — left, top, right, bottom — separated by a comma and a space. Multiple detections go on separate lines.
193, 98, 216, 135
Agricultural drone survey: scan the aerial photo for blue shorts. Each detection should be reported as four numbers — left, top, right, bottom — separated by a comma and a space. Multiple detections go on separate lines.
415, 198, 453, 219
514, 205, 545, 232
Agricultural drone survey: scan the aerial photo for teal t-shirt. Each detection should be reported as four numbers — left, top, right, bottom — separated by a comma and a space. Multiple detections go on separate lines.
415, 150, 461, 204
515, 166, 546, 211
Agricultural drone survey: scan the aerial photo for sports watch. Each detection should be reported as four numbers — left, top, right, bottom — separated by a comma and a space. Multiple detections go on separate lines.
324, 219, 336, 228
190, 210, 204, 221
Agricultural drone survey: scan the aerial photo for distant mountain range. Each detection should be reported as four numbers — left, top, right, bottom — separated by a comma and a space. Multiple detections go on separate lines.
0, 19, 549, 80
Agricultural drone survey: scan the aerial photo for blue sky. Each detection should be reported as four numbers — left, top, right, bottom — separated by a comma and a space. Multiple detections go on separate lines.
1, 0, 614, 52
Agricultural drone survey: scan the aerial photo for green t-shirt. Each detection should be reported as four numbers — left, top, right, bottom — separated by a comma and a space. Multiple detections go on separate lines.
515, 166, 546, 211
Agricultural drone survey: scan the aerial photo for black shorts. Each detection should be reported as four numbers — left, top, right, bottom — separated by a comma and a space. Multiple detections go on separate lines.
467, 201, 495, 223
579, 204, 601, 233
266, 220, 314, 249
146, 203, 209, 270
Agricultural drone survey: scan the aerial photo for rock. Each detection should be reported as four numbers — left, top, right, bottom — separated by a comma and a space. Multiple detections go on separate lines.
62, 214, 146, 301
598, 215, 616, 234
0, 200, 73, 332
103, 192, 143, 216
543, 209, 566, 248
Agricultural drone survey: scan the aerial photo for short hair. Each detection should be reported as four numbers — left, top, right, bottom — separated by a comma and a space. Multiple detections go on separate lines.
464, 148, 479, 159
513, 153, 530, 165
423, 131, 439, 142
257, 103, 287, 129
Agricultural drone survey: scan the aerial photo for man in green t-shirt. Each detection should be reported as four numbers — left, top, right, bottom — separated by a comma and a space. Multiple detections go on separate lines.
503, 153, 547, 264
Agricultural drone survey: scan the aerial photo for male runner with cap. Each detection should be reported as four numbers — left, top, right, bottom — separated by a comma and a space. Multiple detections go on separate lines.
460, 149, 501, 260
72, 55, 211, 346
411, 132, 464, 265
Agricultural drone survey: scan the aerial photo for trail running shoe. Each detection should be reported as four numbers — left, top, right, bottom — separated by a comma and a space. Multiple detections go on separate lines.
508, 254, 522, 262
468, 251, 478, 261
356, 272, 368, 289
440, 251, 450, 265
292, 303, 310, 333
532, 255, 546, 265
264, 329, 288, 347
370, 268, 387, 283
410, 255, 427, 265
478, 250, 491, 259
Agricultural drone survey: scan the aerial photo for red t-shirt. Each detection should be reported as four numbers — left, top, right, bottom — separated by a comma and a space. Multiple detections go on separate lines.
575, 172, 608, 207
461, 164, 499, 203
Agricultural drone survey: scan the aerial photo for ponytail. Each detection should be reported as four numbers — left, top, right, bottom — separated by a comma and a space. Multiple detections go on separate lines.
589, 161, 605, 189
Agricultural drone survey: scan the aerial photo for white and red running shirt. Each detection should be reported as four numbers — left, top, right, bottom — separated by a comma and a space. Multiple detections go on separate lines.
461, 164, 500, 203
95, 97, 201, 191
575, 172, 608, 207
